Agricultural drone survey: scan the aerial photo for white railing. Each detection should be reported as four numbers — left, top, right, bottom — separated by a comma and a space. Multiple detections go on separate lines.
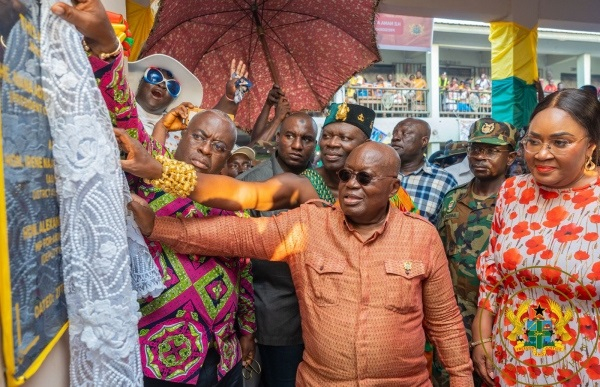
346, 86, 493, 118
439, 89, 492, 118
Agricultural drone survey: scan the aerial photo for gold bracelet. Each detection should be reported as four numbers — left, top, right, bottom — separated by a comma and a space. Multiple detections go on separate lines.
470, 337, 492, 349
145, 155, 197, 198
82, 37, 122, 60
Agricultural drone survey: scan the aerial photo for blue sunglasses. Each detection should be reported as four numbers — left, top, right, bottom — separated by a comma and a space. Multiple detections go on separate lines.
143, 67, 181, 98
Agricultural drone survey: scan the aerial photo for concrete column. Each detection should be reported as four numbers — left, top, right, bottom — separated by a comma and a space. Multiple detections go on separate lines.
577, 53, 591, 87
430, 44, 440, 118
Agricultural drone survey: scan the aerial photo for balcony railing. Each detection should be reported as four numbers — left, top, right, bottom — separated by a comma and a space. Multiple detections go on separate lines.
439, 89, 491, 118
346, 86, 492, 119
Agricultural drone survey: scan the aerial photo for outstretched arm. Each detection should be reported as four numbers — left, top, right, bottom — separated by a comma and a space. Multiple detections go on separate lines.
116, 129, 318, 211
129, 199, 308, 261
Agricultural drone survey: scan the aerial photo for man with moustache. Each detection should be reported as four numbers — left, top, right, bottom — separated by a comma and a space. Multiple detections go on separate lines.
236, 111, 318, 387
434, 118, 517, 387
129, 142, 474, 386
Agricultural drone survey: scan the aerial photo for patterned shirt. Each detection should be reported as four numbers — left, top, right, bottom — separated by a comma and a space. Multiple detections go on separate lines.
477, 175, 600, 386
90, 54, 255, 384
400, 160, 457, 225
149, 204, 473, 386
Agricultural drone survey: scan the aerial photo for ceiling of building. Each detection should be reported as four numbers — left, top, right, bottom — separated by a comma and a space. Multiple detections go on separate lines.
379, 0, 600, 33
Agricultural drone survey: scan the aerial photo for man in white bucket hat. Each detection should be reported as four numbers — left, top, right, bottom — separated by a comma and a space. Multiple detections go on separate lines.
128, 55, 246, 153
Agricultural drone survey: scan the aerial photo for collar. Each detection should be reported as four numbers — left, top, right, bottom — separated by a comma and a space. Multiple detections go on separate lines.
136, 102, 164, 133
271, 153, 286, 175
401, 159, 434, 177
342, 204, 393, 244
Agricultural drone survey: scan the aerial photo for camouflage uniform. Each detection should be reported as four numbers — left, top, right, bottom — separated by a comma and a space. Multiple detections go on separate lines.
437, 182, 496, 342
432, 118, 517, 387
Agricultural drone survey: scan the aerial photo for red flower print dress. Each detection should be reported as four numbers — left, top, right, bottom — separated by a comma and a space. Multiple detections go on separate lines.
477, 175, 600, 386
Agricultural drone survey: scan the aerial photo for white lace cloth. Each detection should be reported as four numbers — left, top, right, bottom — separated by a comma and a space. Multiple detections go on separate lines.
36, 0, 164, 384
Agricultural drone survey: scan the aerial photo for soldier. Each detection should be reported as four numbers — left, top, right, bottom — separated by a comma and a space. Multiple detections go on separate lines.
434, 118, 517, 387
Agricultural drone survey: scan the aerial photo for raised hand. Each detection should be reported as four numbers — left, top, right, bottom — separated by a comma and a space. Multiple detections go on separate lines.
162, 102, 196, 131
50, 0, 118, 56
266, 84, 285, 107
274, 97, 290, 120
225, 59, 249, 100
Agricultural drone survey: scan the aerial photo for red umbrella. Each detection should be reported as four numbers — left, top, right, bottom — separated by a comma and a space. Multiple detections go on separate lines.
140, 0, 381, 131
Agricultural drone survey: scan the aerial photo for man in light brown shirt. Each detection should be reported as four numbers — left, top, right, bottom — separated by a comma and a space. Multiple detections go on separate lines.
131, 142, 473, 386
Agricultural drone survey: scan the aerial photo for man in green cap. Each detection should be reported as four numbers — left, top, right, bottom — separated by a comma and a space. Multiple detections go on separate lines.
434, 118, 517, 387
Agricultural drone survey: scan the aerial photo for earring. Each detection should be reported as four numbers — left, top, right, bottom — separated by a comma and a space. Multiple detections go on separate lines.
0, 35, 6, 49
585, 156, 596, 171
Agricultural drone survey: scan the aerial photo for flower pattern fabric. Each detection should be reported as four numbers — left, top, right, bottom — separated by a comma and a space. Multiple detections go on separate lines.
139, 0, 381, 130
477, 174, 600, 386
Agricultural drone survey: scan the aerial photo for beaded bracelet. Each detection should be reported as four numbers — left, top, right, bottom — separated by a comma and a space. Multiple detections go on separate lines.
82, 37, 122, 60
145, 155, 197, 198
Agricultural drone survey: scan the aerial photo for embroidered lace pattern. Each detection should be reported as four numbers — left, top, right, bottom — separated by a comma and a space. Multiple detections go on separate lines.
38, 2, 147, 385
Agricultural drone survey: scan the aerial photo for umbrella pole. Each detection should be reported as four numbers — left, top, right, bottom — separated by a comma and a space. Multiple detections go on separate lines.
252, 6, 281, 86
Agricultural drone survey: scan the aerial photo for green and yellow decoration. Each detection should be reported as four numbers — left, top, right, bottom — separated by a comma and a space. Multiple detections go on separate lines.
489, 22, 538, 129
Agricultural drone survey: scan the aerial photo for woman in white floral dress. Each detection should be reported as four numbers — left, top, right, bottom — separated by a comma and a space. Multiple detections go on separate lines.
472, 89, 600, 386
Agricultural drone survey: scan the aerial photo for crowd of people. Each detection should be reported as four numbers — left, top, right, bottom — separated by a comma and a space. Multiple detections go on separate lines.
6, 0, 600, 386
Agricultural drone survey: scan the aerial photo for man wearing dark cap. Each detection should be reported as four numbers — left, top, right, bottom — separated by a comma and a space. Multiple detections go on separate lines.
391, 118, 457, 225
434, 118, 517, 387
442, 141, 474, 185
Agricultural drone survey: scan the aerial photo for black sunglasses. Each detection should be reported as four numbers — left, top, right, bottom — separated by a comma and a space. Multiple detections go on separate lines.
337, 168, 397, 186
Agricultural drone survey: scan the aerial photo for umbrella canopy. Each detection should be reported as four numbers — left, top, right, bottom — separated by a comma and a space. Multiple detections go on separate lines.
141, 0, 381, 131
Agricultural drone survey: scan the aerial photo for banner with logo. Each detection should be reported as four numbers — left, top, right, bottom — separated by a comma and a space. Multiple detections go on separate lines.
375, 14, 433, 51
0, 2, 68, 385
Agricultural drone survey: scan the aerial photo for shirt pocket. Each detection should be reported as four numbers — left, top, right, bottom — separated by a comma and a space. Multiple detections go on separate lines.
384, 259, 426, 313
305, 255, 346, 307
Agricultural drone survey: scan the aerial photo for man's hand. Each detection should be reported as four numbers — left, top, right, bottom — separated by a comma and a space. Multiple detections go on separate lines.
239, 334, 255, 367
114, 129, 163, 180
162, 102, 195, 131
127, 197, 155, 237
266, 84, 285, 107
472, 342, 495, 386
225, 59, 248, 101
274, 97, 290, 120
50, 0, 118, 56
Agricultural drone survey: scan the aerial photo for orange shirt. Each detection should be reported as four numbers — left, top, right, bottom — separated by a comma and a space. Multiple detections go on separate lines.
150, 204, 473, 386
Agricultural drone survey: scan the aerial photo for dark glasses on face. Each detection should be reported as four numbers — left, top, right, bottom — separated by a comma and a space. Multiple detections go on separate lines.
143, 67, 181, 98
337, 168, 397, 186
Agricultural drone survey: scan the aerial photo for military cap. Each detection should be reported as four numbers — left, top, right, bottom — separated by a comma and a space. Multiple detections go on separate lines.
324, 103, 375, 138
436, 140, 468, 160
468, 118, 517, 149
